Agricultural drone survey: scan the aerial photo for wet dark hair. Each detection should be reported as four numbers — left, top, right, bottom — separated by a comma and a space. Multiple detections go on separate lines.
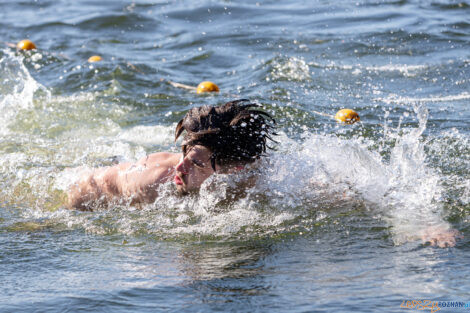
175, 99, 276, 170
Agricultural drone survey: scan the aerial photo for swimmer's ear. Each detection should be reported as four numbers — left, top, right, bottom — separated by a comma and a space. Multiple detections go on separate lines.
175, 119, 184, 141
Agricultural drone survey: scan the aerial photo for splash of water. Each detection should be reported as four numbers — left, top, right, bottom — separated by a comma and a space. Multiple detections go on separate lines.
269, 56, 310, 82
0, 49, 464, 245
29, 110, 454, 245
0, 49, 50, 132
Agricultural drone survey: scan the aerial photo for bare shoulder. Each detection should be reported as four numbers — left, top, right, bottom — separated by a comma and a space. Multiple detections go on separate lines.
139, 152, 181, 167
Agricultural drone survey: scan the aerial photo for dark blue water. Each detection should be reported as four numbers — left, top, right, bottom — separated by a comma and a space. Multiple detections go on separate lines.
0, 0, 469, 312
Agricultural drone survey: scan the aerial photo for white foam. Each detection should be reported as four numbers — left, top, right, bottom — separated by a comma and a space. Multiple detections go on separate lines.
364, 64, 427, 77
0, 49, 50, 133
462, 181, 470, 205
377, 91, 470, 105
308, 61, 427, 77
118, 124, 175, 147
270, 56, 310, 81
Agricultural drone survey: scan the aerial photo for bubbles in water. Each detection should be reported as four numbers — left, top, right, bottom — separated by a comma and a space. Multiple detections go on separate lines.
270, 56, 310, 81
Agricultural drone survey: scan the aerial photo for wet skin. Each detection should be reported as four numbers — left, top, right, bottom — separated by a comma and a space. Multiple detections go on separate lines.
174, 145, 215, 194
67, 145, 216, 210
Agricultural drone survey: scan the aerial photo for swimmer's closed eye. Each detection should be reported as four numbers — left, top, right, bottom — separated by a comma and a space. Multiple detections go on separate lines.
189, 158, 205, 168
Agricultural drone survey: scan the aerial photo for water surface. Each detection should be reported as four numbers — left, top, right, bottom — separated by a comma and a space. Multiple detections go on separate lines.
1, 0, 469, 312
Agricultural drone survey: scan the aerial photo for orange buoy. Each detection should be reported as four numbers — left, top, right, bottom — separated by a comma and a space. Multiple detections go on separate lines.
334, 109, 360, 124
88, 55, 102, 63
196, 81, 219, 94
17, 39, 36, 50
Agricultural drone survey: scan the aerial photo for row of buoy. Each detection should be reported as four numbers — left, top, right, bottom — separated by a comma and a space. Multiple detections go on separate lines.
14, 39, 360, 124
16, 39, 103, 63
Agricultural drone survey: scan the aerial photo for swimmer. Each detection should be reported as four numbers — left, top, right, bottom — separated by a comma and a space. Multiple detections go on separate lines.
67, 99, 461, 248
67, 99, 275, 211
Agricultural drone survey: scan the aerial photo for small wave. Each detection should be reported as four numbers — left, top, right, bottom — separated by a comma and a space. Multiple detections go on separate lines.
0, 49, 50, 132
377, 91, 470, 104
309, 61, 427, 77
74, 12, 155, 30
364, 64, 427, 75
268, 56, 310, 82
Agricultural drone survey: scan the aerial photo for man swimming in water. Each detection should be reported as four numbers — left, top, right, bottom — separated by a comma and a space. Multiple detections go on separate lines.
67, 99, 461, 248
67, 99, 275, 211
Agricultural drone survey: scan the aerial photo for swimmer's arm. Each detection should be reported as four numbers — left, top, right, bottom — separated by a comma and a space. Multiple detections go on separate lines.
67, 163, 132, 210
121, 153, 180, 203
67, 153, 180, 210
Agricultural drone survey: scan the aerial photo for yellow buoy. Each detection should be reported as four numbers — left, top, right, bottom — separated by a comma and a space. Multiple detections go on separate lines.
88, 55, 102, 63
17, 39, 36, 50
196, 81, 219, 94
334, 109, 360, 124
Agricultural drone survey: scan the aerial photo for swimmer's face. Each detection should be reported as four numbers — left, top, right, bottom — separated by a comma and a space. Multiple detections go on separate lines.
174, 145, 215, 194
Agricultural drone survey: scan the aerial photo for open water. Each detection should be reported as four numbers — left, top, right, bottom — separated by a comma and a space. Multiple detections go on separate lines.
0, 0, 469, 312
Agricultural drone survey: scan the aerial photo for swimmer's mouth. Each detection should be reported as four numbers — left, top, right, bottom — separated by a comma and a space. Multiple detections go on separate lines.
174, 175, 184, 185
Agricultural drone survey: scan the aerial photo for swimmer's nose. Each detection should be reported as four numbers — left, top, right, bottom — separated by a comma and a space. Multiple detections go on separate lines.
175, 158, 188, 174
